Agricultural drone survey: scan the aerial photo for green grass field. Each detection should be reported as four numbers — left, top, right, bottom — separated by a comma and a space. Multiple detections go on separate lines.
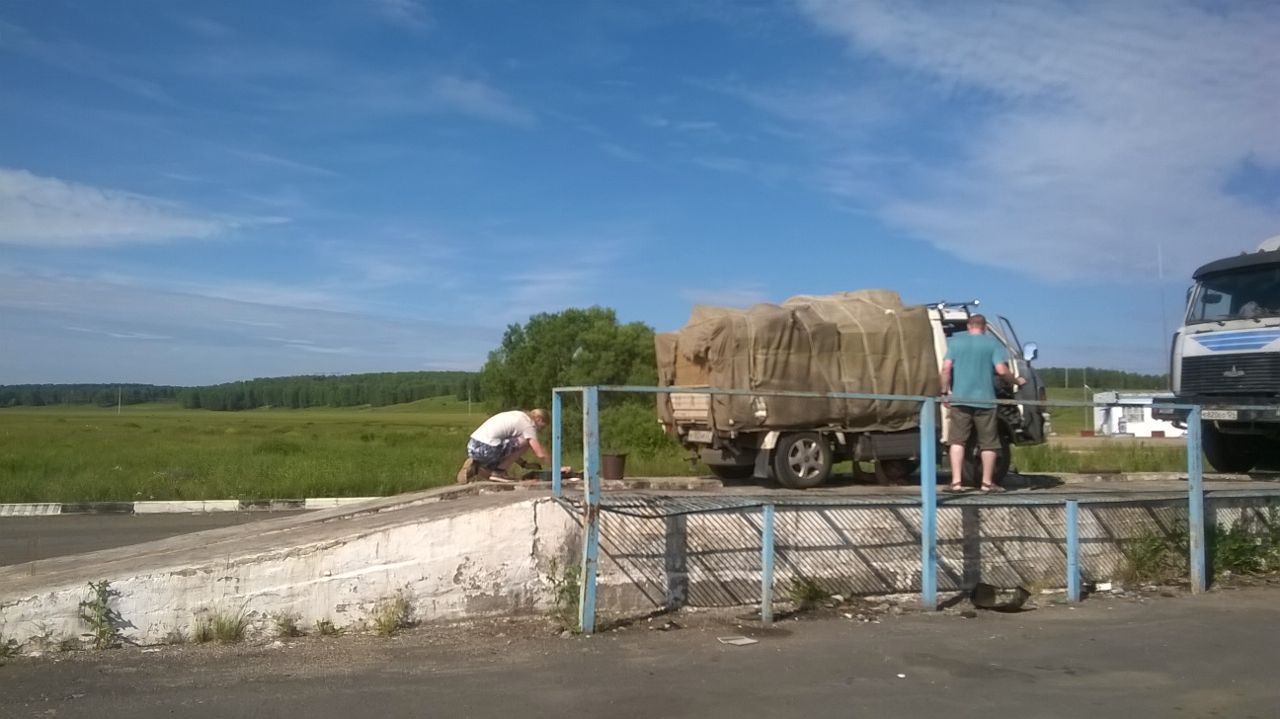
0, 392, 1188, 503
0, 398, 699, 503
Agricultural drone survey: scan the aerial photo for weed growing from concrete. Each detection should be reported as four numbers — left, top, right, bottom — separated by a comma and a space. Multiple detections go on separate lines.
194, 610, 247, 643
1122, 513, 1280, 583
372, 592, 415, 637
544, 558, 581, 629
0, 635, 19, 658
78, 580, 124, 649
316, 619, 344, 637
272, 612, 304, 638
785, 576, 832, 609
164, 629, 188, 645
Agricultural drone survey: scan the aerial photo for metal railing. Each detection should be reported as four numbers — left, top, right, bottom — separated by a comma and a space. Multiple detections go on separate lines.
550, 384, 1269, 635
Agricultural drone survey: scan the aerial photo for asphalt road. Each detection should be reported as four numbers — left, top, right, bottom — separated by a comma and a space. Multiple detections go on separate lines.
0, 513, 303, 567
3, 586, 1277, 718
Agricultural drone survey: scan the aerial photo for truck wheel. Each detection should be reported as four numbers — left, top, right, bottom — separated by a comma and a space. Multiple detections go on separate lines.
772, 432, 832, 489
707, 464, 754, 480
961, 435, 1011, 487
1202, 423, 1259, 473
874, 459, 920, 485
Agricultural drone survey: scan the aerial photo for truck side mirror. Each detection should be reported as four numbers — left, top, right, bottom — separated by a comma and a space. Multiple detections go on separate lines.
1022, 342, 1039, 362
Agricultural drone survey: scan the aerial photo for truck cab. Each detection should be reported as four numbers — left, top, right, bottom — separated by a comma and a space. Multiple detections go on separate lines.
1155, 237, 1280, 472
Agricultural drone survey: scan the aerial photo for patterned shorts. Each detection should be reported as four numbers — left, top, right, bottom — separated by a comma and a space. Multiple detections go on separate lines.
467, 437, 524, 468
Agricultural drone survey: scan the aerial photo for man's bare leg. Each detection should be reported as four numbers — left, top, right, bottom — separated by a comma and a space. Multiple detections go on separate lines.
948, 444, 966, 488
980, 449, 997, 488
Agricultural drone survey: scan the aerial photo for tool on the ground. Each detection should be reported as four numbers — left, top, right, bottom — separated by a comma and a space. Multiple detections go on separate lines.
970, 582, 1031, 612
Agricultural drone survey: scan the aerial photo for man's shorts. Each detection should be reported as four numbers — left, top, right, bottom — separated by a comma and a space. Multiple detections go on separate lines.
467, 437, 524, 468
947, 406, 1001, 450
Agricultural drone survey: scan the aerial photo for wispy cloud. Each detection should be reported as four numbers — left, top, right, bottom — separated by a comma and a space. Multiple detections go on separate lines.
0, 19, 171, 103
788, 0, 1280, 281
369, 0, 433, 30
428, 75, 535, 126
679, 287, 771, 308
0, 168, 230, 248
65, 326, 171, 341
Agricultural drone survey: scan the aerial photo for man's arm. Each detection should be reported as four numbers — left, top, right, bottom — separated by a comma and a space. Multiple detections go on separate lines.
528, 437, 549, 461
994, 361, 1027, 388
939, 358, 953, 395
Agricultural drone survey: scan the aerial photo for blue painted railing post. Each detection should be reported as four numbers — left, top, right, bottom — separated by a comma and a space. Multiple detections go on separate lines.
1066, 499, 1081, 602
761, 503, 776, 625
551, 391, 563, 498
919, 398, 938, 610
579, 386, 601, 634
1186, 406, 1206, 593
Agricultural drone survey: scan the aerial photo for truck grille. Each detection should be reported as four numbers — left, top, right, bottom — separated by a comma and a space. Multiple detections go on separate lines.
1182, 354, 1280, 396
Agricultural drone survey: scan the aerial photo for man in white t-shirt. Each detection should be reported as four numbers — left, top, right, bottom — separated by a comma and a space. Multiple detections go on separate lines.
457, 408, 549, 483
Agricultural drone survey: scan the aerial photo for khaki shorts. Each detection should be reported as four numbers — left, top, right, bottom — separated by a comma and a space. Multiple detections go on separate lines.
947, 406, 1000, 450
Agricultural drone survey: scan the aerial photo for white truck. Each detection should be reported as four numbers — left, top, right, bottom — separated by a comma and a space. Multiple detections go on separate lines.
656, 293, 1045, 488
1153, 236, 1280, 472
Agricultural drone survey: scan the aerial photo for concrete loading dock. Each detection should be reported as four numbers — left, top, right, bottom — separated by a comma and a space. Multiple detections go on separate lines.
3, 474, 1278, 650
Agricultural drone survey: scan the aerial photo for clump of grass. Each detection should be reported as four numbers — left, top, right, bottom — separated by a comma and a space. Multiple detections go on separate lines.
194, 610, 247, 643
785, 576, 832, 609
315, 619, 343, 637
252, 438, 304, 456
545, 558, 581, 629
163, 629, 187, 645
1, 635, 19, 658
1014, 444, 1187, 474
1212, 511, 1280, 575
272, 612, 304, 638
1121, 525, 1188, 583
371, 592, 415, 637
78, 580, 124, 650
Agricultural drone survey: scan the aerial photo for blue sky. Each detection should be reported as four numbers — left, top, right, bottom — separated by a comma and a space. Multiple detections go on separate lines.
1, 0, 1278, 385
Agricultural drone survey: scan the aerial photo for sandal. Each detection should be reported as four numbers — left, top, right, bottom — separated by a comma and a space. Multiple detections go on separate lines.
944, 485, 970, 493
980, 484, 1005, 493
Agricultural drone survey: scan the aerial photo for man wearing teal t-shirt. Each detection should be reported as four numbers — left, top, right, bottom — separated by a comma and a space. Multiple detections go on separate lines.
939, 314, 1025, 492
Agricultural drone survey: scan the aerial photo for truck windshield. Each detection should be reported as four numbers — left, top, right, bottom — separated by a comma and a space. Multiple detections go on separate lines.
1188, 266, 1280, 323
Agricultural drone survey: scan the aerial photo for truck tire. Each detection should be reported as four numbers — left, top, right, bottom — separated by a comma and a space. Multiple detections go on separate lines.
874, 459, 920, 485
1202, 423, 1260, 473
772, 432, 832, 489
961, 435, 1011, 487
706, 463, 754, 480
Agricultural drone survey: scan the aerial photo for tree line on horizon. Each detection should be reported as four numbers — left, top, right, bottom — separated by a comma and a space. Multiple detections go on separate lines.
0, 372, 480, 410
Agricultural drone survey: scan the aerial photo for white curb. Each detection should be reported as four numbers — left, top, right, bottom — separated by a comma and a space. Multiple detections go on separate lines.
0, 503, 62, 517
133, 500, 243, 514
303, 497, 382, 509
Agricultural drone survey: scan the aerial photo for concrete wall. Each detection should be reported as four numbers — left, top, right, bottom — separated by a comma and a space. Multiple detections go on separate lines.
3, 495, 1276, 649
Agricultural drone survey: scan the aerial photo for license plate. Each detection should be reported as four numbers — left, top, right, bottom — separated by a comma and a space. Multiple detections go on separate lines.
685, 429, 714, 443
1202, 409, 1238, 420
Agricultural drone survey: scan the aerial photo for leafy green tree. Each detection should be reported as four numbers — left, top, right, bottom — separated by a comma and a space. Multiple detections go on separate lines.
479, 307, 657, 410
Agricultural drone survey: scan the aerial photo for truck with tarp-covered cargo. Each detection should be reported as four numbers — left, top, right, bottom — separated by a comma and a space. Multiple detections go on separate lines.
655, 290, 1046, 488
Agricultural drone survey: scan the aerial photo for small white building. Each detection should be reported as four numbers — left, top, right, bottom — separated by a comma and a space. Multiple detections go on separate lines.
1093, 391, 1185, 438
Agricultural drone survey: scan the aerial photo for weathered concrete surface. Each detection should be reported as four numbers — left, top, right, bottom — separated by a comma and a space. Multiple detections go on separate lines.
4, 587, 1279, 719
0, 486, 582, 649
3, 475, 1278, 651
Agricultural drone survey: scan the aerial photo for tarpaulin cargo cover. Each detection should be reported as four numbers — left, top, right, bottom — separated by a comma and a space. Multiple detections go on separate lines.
657, 289, 940, 432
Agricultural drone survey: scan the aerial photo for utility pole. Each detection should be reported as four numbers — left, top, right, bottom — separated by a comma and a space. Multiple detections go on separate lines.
117, 386, 122, 416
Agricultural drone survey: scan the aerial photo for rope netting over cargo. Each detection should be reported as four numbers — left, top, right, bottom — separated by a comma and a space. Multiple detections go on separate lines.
654, 289, 941, 433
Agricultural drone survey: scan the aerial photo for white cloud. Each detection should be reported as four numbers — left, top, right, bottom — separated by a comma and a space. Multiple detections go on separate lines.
679, 287, 771, 308
792, 0, 1280, 281
429, 75, 535, 126
370, 0, 432, 30
0, 168, 230, 248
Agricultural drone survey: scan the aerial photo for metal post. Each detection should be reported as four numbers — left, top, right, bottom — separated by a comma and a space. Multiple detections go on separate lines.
551, 391, 563, 498
1187, 406, 1206, 593
919, 398, 938, 610
1065, 500, 1081, 602
761, 504, 776, 625
578, 386, 601, 634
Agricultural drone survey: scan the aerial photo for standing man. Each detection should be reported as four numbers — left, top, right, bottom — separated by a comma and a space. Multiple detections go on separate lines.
939, 315, 1026, 492
457, 408, 549, 483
